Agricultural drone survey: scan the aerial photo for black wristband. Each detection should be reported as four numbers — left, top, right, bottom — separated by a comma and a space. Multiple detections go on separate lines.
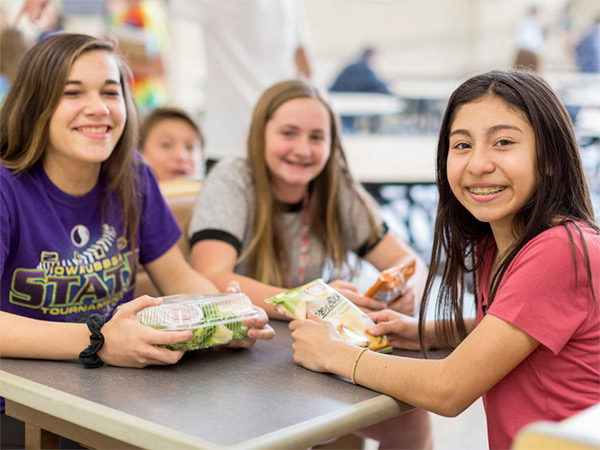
79, 313, 105, 369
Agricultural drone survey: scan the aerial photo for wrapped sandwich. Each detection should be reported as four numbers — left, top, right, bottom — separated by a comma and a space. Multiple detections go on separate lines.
266, 279, 392, 353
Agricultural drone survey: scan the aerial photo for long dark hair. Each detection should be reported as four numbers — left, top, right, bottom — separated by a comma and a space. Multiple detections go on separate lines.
0, 33, 140, 251
420, 70, 598, 352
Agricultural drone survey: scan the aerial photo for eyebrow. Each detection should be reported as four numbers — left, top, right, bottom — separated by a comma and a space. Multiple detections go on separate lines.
280, 124, 326, 133
65, 79, 121, 86
449, 124, 524, 138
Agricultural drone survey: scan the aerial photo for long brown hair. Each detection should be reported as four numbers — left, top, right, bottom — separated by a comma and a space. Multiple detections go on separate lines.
243, 79, 380, 286
420, 70, 599, 352
0, 33, 140, 251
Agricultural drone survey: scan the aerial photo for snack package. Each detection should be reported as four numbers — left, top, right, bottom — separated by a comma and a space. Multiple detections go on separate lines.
266, 279, 392, 353
137, 293, 258, 351
365, 259, 416, 303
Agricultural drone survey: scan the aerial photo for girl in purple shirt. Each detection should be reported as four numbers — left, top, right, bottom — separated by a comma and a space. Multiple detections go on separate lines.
0, 33, 273, 370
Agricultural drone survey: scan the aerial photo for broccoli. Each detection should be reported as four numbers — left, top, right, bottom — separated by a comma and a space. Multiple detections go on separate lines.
143, 304, 249, 351
209, 325, 234, 345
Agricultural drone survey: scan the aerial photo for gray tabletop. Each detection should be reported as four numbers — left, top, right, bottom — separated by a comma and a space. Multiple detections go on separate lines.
1, 320, 416, 449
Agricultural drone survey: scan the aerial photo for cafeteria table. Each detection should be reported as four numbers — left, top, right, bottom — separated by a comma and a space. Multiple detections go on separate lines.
1, 320, 421, 450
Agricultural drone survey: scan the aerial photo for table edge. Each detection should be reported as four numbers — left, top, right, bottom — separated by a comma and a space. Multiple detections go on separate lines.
1, 370, 221, 449
1, 369, 413, 449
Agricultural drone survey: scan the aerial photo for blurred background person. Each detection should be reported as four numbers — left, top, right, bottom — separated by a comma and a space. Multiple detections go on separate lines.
329, 47, 392, 132
169, 0, 312, 171
0, 27, 28, 104
575, 16, 600, 73
330, 47, 391, 95
514, 5, 545, 70
139, 107, 204, 181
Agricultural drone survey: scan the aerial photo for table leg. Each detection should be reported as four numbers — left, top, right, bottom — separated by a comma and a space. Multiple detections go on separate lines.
25, 423, 60, 450
5, 400, 136, 449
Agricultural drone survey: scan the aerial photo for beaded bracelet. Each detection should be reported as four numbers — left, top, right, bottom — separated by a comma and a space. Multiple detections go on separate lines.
79, 313, 105, 369
351, 347, 369, 385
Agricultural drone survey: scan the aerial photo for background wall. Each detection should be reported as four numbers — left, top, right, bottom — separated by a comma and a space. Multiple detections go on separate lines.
2, 0, 599, 122
165, 0, 599, 119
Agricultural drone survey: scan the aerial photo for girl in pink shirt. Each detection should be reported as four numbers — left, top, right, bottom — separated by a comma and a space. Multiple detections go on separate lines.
289, 70, 600, 449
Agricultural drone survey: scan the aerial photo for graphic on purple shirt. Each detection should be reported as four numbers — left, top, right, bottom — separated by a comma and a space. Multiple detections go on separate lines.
0, 161, 181, 324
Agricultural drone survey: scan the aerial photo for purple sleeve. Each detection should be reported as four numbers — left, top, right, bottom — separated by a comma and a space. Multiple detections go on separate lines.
137, 164, 181, 265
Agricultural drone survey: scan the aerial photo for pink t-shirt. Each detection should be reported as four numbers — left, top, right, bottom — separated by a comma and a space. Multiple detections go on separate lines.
477, 222, 600, 449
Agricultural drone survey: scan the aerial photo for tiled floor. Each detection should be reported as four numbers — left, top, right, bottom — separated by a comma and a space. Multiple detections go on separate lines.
359, 402, 488, 450
429, 399, 488, 449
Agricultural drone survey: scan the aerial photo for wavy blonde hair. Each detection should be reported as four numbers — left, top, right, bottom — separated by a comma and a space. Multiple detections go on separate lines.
242, 79, 380, 286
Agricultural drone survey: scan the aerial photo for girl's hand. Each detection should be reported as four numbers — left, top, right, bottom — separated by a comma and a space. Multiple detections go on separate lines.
367, 309, 421, 350
227, 305, 275, 348
328, 280, 386, 313
289, 311, 349, 373
386, 284, 417, 316
98, 296, 193, 368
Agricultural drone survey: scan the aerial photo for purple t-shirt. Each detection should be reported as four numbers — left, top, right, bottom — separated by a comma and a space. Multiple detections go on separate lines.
0, 161, 181, 323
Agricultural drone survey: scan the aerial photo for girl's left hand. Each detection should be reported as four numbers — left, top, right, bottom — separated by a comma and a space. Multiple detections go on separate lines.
328, 280, 386, 313
289, 311, 348, 373
387, 284, 417, 316
227, 305, 275, 348
224, 278, 274, 348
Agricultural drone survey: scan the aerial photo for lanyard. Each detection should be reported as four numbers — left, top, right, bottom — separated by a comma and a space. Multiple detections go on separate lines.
280, 193, 310, 289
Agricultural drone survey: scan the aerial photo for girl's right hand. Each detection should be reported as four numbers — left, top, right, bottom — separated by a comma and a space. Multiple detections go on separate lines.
367, 309, 421, 350
97, 296, 193, 368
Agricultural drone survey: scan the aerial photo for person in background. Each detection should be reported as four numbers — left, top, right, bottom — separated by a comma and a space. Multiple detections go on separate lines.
169, 0, 312, 171
0, 27, 29, 104
330, 47, 391, 95
290, 70, 600, 450
139, 107, 204, 181
514, 5, 545, 71
188, 78, 431, 449
329, 47, 392, 132
575, 16, 600, 73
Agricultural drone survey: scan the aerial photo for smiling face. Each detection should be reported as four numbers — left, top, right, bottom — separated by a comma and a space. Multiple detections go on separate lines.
446, 95, 538, 246
141, 118, 201, 181
264, 97, 332, 203
46, 50, 126, 175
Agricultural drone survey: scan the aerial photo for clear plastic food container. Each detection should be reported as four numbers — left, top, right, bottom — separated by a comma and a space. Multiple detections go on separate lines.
137, 293, 258, 350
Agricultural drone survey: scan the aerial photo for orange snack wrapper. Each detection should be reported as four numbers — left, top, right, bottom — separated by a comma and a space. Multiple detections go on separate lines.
365, 259, 416, 302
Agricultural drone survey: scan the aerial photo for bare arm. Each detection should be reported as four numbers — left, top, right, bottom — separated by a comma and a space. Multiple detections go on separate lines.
0, 298, 193, 367
189, 240, 288, 319
13, 0, 51, 25
290, 313, 538, 417
295, 45, 311, 79
145, 243, 221, 296
0, 311, 91, 360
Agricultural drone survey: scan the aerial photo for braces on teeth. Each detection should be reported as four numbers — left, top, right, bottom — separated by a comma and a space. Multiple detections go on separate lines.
469, 187, 505, 195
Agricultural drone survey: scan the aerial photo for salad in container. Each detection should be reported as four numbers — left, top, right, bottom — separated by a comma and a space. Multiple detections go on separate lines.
137, 293, 258, 350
